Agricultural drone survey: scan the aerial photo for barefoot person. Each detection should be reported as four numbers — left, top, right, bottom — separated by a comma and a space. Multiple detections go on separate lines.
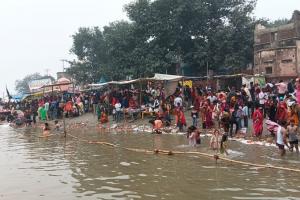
188, 126, 201, 146
210, 129, 221, 150
153, 117, 163, 134
252, 104, 263, 138
176, 107, 186, 132
54, 120, 61, 132
276, 121, 289, 156
287, 119, 299, 153
43, 123, 50, 137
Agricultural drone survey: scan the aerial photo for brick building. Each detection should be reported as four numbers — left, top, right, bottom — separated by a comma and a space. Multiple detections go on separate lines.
254, 10, 300, 80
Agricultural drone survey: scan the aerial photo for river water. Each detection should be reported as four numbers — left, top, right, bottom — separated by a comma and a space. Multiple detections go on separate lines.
1, 124, 300, 200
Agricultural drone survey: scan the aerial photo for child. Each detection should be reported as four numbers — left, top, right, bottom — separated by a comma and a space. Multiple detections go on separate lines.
43, 123, 50, 136
100, 110, 109, 124
188, 126, 201, 146
242, 104, 249, 128
54, 120, 61, 131
176, 108, 186, 132
287, 119, 299, 153
191, 108, 198, 127
153, 117, 163, 134
210, 129, 221, 150
98, 108, 109, 131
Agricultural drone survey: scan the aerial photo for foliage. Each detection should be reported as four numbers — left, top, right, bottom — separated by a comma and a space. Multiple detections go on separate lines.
68, 0, 258, 83
264, 18, 290, 28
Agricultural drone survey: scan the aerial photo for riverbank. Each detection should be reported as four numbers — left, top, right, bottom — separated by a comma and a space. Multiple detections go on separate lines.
1, 119, 300, 200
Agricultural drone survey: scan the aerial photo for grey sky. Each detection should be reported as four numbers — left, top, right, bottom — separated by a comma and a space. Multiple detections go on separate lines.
0, 0, 299, 96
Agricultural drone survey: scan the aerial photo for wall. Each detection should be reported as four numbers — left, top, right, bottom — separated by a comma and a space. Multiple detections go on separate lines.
254, 47, 297, 78
254, 10, 300, 78
276, 48, 297, 76
254, 50, 276, 75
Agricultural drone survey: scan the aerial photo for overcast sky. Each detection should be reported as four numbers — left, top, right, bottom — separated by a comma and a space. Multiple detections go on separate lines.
0, 0, 299, 96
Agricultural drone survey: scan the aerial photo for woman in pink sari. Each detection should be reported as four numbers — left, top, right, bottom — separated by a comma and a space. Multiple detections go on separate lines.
252, 104, 263, 137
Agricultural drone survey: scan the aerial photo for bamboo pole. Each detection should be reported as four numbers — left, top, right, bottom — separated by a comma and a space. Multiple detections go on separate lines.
64, 132, 300, 173
63, 112, 67, 138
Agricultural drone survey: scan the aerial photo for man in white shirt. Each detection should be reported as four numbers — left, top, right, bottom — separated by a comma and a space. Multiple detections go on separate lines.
242, 84, 252, 102
174, 96, 183, 107
115, 101, 122, 122
207, 92, 217, 104
258, 89, 267, 117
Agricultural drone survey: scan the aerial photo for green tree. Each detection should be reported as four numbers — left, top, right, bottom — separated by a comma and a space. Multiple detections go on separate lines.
265, 18, 290, 28
125, 0, 257, 74
69, 0, 258, 83
103, 21, 138, 80
68, 27, 107, 84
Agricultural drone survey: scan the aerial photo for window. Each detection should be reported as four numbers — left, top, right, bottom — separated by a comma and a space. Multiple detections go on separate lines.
265, 67, 273, 74
282, 59, 293, 63
271, 32, 278, 42
263, 60, 274, 64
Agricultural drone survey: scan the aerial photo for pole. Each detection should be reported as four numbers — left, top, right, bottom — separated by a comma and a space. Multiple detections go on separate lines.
206, 61, 209, 87
61, 59, 67, 72
62, 60, 65, 72
63, 111, 67, 137
139, 78, 142, 108
73, 83, 75, 94
51, 86, 54, 98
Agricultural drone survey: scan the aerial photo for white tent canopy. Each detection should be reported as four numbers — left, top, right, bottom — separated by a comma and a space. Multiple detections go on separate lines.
152, 73, 183, 81
87, 73, 184, 96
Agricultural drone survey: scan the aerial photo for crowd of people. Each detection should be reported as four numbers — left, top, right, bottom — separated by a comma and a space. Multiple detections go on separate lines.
1, 78, 300, 156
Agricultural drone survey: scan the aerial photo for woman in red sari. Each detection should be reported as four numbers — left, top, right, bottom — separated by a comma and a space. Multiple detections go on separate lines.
252, 104, 263, 137
276, 102, 288, 124
205, 100, 214, 129
176, 108, 186, 132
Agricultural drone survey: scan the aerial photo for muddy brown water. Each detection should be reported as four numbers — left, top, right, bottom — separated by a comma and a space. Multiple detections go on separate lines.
1, 124, 300, 200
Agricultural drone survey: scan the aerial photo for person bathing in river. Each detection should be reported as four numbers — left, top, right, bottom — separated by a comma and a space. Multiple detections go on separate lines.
210, 129, 221, 150
100, 109, 109, 124
39, 105, 47, 122
191, 107, 198, 127
176, 106, 186, 132
287, 119, 299, 153
276, 121, 289, 156
43, 123, 50, 136
187, 126, 201, 146
153, 117, 163, 134
54, 120, 61, 132
220, 109, 230, 155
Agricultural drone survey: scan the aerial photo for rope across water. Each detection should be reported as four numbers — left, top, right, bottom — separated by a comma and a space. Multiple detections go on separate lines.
65, 132, 300, 173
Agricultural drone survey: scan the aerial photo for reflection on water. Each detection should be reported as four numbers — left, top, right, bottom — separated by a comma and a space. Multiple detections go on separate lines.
1, 125, 300, 200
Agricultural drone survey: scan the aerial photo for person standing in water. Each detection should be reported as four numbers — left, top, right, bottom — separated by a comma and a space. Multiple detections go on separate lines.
39, 106, 47, 122
191, 107, 198, 127
252, 104, 263, 138
43, 123, 50, 136
210, 129, 221, 150
276, 121, 289, 156
188, 126, 201, 146
54, 120, 61, 132
287, 119, 299, 153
